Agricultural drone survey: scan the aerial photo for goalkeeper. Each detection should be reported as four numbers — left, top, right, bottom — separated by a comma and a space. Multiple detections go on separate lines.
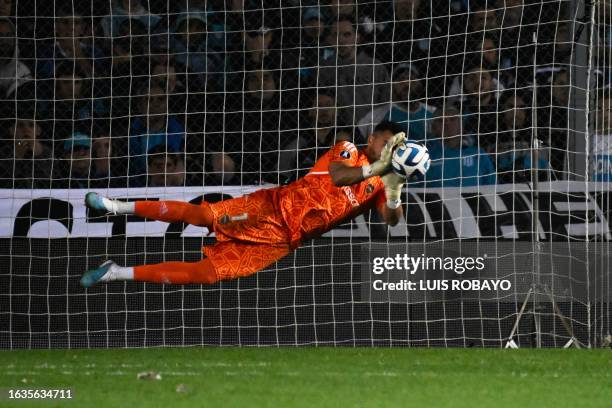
81, 121, 410, 287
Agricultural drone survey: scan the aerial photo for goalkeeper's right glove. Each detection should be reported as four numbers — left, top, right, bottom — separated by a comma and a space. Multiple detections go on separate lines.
381, 172, 405, 209
361, 132, 406, 179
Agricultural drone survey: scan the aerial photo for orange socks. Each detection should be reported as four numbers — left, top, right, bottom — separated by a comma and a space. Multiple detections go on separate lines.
134, 200, 214, 227
132, 201, 218, 284
134, 259, 218, 284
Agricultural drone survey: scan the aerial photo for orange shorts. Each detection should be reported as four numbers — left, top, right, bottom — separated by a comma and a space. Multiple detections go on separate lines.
202, 188, 292, 280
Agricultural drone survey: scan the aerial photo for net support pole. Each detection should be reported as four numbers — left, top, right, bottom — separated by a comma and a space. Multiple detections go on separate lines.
505, 32, 582, 348
572, 0, 590, 180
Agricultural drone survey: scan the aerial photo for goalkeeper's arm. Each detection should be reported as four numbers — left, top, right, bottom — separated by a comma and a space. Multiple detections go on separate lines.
329, 161, 368, 186
329, 132, 406, 187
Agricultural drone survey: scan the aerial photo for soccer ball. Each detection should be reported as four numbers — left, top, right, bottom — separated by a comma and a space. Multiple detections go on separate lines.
391, 142, 431, 178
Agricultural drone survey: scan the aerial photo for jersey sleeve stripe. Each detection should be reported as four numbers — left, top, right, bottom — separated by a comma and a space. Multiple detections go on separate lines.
342, 141, 357, 152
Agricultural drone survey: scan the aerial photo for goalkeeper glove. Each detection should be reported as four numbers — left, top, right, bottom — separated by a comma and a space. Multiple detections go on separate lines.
362, 132, 406, 179
382, 172, 405, 209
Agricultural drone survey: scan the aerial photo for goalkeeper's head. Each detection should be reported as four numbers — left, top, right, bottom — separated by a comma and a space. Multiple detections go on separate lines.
365, 121, 404, 163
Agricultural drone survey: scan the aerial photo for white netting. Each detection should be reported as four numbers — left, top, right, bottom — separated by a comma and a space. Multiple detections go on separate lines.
0, 0, 610, 348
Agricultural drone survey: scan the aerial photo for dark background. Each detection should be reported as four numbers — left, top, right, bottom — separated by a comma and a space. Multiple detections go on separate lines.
0, 237, 606, 348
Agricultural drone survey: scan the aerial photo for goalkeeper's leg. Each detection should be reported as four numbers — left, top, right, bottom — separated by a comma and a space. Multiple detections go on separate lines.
80, 258, 219, 287
85, 192, 213, 227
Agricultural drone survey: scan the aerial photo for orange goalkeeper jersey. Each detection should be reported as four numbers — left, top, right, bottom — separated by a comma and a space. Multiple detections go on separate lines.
204, 140, 387, 279
278, 140, 386, 247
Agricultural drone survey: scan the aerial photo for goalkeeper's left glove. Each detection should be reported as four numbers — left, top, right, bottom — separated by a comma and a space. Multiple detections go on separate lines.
382, 172, 405, 209
361, 132, 406, 179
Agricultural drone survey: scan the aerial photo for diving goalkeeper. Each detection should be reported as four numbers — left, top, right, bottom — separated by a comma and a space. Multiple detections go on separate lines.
80, 121, 409, 287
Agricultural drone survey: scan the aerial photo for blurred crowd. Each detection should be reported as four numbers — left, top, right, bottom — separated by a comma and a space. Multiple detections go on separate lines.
0, 0, 605, 189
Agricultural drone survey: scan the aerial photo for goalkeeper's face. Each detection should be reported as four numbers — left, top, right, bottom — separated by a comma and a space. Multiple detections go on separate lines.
366, 130, 394, 162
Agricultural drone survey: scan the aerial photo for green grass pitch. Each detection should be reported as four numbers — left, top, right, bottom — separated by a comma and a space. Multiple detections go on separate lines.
0, 348, 610, 407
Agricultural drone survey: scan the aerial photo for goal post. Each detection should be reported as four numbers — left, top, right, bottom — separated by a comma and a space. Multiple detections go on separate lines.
0, 0, 611, 348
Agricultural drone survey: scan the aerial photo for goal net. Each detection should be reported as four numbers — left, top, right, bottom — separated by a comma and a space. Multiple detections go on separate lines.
1, 0, 610, 348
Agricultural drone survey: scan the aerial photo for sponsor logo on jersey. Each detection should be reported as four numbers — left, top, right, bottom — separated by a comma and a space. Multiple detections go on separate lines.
340, 150, 351, 159
342, 186, 360, 207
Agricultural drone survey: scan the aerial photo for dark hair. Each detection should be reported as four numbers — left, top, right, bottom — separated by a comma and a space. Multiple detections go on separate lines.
374, 121, 404, 135
327, 13, 357, 34
499, 89, 530, 108
313, 88, 336, 105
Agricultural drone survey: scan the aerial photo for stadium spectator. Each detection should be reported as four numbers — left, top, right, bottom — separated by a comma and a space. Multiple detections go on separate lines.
97, 17, 150, 119
496, 93, 550, 183
302, 7, 325, 45
482, 35, 518, 89
370, 0, 430, 67
176, 2, 226, 53
223, 66, 297, 184
317, 15, 390, 129
357, 63, 434, 142
89, 118, 130, 187
444, 3, 503, 83
1, 107, 53, 188
206, 151, 238, 185
0, 0, 11, 17
450, 65, 504, 106
37, 6, 105, 79
537, 68, 570, 173
245, 67, 278, 107
452, 66, 503, 148
89, 120, 114, 186
53, 131, 92, 188
448, 36, 512, 94
228, 12, 275, 72
0, 17, 32, 99
424, 2, 468, 101
151, 60, 181, 96
416, 105, 496, 187
149, 59, 204, 117
92, 133, 111, 178
479, 36, 500, 71
170, 9, 224, 90
147, 145, 186, 187
279, 89, 351, 183
591, 89, 612, 181
468, 3, 499, 35
535, 22, 573, 84
43, 63, 107, 154
100, 0, 160, 39
226, 10, 301, 98
497, 93, 531, 156
496, 0, 539, 85
111, 17, 150, 69
222, 0, 254, 32
226, 11, 277, 90
536, 2, 572, 71
297, 7, 326, 85
326, 0, 355, 19
128, 84, 185, 186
